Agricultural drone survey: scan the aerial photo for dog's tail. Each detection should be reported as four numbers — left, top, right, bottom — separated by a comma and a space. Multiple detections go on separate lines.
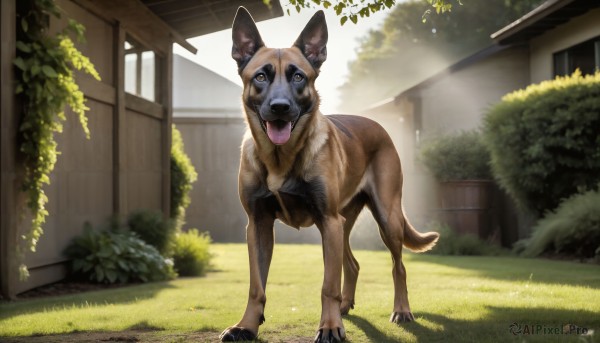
403, 214, 439, 253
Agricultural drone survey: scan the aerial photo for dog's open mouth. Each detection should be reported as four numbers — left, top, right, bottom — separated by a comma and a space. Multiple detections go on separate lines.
262, 119, 296, 145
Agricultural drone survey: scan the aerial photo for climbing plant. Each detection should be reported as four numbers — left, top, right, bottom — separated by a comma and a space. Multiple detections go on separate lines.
13, 0, 99, 279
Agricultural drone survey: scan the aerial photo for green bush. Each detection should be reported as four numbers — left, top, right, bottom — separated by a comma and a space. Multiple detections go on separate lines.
172, 229, 212, 276
171, 125, 198, 224
483, 71, 600, 215
518, 188, 600, 259
419, 130, 492, 181
64, 223, 176, 283
127, 210, 175, 256
427, 223, 505, 256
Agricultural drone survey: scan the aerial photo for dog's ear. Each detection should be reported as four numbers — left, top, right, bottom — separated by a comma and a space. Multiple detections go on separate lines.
293, 11, 328, 69
232, 7, 265, 73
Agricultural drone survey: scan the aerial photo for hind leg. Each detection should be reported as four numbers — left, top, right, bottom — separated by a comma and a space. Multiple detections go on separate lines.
370, 198, 415, 323
340, 195, 365, 315
367, 149, 415, 323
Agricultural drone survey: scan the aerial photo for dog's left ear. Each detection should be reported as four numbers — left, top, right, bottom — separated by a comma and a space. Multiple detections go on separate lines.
293, 11, 328, 70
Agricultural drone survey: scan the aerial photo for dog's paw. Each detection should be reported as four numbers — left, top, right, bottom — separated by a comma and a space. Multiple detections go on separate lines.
219, 326, 257, 342
390, 311, 415, 324
340, 300, 354, 315
314, 327, 346, 343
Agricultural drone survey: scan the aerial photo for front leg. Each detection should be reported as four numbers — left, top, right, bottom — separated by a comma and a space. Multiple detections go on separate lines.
315, 215, 346, 343
220, 215, 274, 342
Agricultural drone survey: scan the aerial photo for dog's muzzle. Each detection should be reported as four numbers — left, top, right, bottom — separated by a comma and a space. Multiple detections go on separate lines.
259, 98, 299, 145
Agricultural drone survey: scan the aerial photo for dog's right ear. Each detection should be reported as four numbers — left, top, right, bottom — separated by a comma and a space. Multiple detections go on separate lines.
232, 7, 264, 73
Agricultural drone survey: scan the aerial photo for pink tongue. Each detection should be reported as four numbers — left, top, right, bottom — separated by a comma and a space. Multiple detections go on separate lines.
266, 121, 292, 145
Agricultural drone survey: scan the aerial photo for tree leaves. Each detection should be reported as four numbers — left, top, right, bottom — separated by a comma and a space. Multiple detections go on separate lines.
41, 65, 57, 78
281, 0, 459, 25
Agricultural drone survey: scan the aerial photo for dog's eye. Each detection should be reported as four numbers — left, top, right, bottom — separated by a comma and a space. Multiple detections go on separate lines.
293, 73, 304, 83
255, 73, 267, 82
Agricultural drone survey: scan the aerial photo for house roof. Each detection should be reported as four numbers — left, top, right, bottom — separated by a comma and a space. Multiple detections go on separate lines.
491, 0, 599, 45
172, 54, 243, 118
79, 0, 283, 55
398, 45, 511, 99
366, 0, 599, 111
142, 0, 284, 39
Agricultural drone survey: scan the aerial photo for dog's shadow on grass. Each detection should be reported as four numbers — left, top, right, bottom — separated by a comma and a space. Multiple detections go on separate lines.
347, 306, 599, 342
345, 314, 399, 342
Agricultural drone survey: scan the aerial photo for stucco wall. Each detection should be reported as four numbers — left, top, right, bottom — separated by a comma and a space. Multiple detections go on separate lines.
530, 8, 600, 83
419, 46, 530, 136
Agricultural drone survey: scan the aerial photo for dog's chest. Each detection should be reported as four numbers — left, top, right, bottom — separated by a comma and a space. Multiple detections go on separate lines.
266, 174, 326, 228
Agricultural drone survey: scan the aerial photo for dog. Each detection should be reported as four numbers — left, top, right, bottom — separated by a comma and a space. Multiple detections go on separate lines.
219, 7, 439, 343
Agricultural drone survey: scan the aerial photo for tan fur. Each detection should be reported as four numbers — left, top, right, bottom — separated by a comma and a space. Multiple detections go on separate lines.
220, 8, 439, 343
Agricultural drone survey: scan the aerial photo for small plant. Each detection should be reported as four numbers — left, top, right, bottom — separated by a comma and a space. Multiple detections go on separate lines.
171, 125, 197, 226
172, 229, 212, 276
63, 223, 176, 283
483, 70, 600, 215
427, 223, 505, 256
419, 130, 492, 181
127, 210, 175, 256
517, 188, 600, 260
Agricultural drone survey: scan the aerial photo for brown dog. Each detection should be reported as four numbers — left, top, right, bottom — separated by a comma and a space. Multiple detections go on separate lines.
219, 7, 439, 343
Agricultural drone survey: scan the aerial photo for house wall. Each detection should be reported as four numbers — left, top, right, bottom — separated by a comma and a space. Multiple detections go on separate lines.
362, 46, 532, 244
173, 117, 248, 242
14, 0, 120, 294
363, 100, 437, 233
1, 0, 20, 298
1, 0, 173, 297
419, 47, 530, 135
530, 8, 600, 83
364, 46, 530, 232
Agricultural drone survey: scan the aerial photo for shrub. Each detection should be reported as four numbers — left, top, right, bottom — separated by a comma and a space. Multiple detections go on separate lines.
427, 223, 505, 256
172, 229, 212, 276
419, 130, 492, 181
518, 188, 600, 259
171, 125, 198, 225
64, 223, 176, 283
127, 210, 175, 256
483, 71, 600, 215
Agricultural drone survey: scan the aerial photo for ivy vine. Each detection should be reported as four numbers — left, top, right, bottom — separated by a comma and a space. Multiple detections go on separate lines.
14, 0, 99, 279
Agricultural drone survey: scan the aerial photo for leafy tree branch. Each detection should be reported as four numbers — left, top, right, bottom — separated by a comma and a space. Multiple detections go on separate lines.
265, 0, 462, 25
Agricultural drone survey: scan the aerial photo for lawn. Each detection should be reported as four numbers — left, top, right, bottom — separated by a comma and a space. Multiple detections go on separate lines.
0, 243, 599, 342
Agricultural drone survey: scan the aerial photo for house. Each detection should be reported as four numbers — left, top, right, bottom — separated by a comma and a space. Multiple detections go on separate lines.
0, 0, 282, 299
363, 0, 600, 245
171, 55, 247, 242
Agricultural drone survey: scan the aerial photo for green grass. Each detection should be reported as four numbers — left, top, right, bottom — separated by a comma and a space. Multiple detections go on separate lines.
1, 244, 599, 342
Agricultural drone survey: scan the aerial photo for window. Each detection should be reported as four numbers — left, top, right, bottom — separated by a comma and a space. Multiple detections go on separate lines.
553, 36, 600, 77
124, 38, 158, 102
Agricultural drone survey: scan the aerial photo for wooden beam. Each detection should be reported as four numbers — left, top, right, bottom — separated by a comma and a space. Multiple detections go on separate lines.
161, 49, 173, 218
73, 0, 197, 55
77, 74, 116, 105
124, 93, 163, 120
114, 24, 128, 217
0, 0, 18, 300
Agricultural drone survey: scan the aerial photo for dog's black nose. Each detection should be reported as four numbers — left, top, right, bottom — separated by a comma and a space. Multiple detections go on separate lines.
270, 99, 291, 114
